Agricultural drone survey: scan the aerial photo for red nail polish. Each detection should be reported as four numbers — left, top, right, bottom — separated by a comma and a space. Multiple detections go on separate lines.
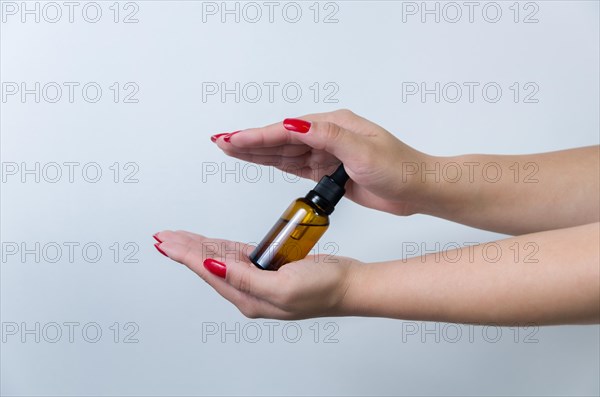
210, 133, 229, 143
203, 258, 227, 278
152, 233, 162, 243
283, 118, 311, 133
154, 243, 168, 257
223, 130, 241, 143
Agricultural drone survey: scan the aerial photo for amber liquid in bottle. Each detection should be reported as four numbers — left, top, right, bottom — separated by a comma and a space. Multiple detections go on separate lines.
249, 164, 349, 271
249, 198, 329, 271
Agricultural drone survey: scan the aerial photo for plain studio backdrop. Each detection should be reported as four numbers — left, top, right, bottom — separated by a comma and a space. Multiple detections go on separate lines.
1, 1, 599, 396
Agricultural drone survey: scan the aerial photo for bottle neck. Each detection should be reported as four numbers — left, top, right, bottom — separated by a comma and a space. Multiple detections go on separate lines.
304, 191, 334, 215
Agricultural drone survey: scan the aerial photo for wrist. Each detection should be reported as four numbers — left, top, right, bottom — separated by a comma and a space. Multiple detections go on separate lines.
395, 153, 446, 215
336, 261, 377, 317
404, 154, 471, 217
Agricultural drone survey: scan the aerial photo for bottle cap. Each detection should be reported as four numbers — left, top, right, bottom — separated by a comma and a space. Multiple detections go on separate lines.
305, 164, 349, 215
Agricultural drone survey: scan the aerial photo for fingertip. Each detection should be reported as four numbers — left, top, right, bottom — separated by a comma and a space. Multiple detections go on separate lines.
154, 230, 180, 243
203, 258, 227, 278
210, 133, 229, 143
154, 242, 168, 257
223, 130, 242, 143
157, 241, 201, 273
283, 118, 312, 133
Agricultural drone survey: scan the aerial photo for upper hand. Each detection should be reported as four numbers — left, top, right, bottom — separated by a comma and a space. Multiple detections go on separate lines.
212, 109, 431, 216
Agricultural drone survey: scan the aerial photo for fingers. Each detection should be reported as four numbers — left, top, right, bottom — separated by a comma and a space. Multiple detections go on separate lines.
221, 150, 310, 170
222, 258, 282, 303
153, 230, 344, 320
155, 230, 199, 245
214, 125, 321, 162
155, 231, 281, 304
158, 239, 287, 318
220, 259, 302, 319
212, 109, 369, 156
284, 119, 372, 172
213, 113, 371, 175
156, 230, 254, 258
214, 120, 296, 148
223, 143, 311, 157
222, 150, 341, 182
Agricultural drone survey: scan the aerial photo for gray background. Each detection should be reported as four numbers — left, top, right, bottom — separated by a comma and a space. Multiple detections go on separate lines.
1, 1, 599, 396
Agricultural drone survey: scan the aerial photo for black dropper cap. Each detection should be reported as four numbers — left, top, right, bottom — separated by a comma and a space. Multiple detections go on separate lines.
305, 164, 349, 215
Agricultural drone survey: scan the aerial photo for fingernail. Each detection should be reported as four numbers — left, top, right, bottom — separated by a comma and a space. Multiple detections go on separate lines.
283, 118, 311, 133
203, 258, 227, 278
154, 243, 168, 257
223, 130, 241, 143
152, 233, 162, 243
210, 133, 229, 143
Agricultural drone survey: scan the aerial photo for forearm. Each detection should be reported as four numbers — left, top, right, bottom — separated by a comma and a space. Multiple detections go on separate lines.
346, 222, 600, 325
414, 146, 599, 235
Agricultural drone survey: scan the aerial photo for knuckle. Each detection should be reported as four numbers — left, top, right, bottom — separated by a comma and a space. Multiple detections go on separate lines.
333, 108, 354, 118
232, 268, 253, 295
323, 121, 342, 144
182, 245, 197, 265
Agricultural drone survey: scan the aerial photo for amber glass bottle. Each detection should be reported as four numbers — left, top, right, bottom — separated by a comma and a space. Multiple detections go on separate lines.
249, 165, 349, 271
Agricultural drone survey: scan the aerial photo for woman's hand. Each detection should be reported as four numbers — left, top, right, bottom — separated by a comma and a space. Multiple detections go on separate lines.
213, 110, 599, 234
153, 230, 363, 320
212, 109, 431, 216
154, 223, 600, 325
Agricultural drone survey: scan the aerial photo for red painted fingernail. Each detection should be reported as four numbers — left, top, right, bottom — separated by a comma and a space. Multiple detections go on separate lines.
154, 243, 168, 257
203, 258, 227, 278
210, 133, 229, 143
283, 118, 311, 133
223, 130, 241, 143
152, 233, 162, 243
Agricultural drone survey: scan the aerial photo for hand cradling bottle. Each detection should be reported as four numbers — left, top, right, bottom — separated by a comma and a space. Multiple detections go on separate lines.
249, 164, 349, 271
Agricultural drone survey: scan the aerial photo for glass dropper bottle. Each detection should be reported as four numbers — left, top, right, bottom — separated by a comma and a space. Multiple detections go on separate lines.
249, 164, 350, 271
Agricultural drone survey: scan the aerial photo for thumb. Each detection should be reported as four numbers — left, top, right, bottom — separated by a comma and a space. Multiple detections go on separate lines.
283, 118, 371, 168
207, 258, 280, 301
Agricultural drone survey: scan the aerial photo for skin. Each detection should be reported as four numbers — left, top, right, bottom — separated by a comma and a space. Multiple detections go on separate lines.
156, 109, 600, 325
